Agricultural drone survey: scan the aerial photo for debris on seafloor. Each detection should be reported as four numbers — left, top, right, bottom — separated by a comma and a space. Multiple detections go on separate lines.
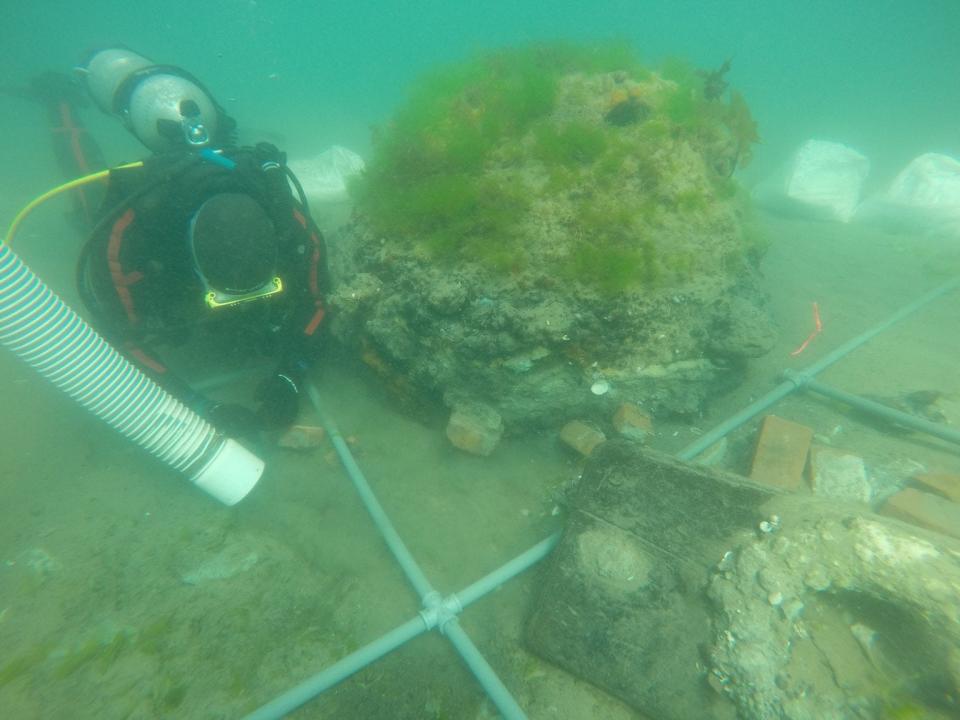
911, 471, 960, 503
445, 401, 504, 456
527, 442, 777, 720
526, 441, 960, 720
590, 379, 611, 396
746, 409, 960, 542
859, 389, 960, 432
560, 420, 606, 457
611, 402, 653, 442
881, 486, 960, 540
180, 540, 260, 586
749, 415, 814, 491
277, 424, 327, 450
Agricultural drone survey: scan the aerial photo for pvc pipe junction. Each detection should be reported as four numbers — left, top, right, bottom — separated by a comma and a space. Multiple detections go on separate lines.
241, 472, 557, 720
244, 383, 554, 719
248, 277, 958, 719
785, 372, 960, 446
679, 276, 960, 461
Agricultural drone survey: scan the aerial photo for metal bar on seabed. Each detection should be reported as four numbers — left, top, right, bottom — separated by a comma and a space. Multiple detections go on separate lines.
678, 276, 960, 460
797, 375, 960, 446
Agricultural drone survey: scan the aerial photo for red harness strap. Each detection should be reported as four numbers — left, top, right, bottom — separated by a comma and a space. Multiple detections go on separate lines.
53, 101, 90, 175
292, 208, 326, 335
107, 209, 143, 325
53, 101, 96, 223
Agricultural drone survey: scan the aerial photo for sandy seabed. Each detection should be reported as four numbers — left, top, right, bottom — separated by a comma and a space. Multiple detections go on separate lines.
1, 208, 958, 719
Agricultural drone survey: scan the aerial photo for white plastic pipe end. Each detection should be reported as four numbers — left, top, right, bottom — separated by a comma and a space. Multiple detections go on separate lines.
191, 438, 265, 505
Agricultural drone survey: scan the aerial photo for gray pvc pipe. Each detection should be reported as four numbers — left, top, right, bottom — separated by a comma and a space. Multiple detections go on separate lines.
300, 382, 531, 719
679, 276, 960, 460
790, 374, 960, 445
0, 243, 263, 504
456, 533, 560, 608
251, 275, 960, 717
305, 382, 436, 599
241, 616, 429, 720
677, 380, 798, 461
443, 619, 528, 720
242, 529, 557, 720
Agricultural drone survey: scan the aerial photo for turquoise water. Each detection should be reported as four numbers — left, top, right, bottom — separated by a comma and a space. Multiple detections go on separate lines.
3, 1, 959, 179
2, 2, 960, 719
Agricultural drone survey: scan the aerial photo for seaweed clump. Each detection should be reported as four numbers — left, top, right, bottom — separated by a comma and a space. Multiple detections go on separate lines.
351, 41, 760, 295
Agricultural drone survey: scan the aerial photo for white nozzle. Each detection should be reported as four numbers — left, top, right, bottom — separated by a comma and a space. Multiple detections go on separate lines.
191, 438, 264, 505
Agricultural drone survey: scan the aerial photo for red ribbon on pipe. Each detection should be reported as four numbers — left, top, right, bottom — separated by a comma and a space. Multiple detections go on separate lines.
790, 302, 822, 356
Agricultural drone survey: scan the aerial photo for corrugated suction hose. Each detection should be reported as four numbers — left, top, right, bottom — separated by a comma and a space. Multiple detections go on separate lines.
0, 243, 263, 505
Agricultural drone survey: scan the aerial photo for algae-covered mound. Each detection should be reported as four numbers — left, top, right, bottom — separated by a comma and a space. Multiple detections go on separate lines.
330, 42, 775, 434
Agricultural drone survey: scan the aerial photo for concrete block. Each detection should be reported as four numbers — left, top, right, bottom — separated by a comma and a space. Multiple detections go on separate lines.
749, 415, 813, 491
560, 420, 606, 457
881, 488, 960, 540
809, 445, 872, 503
526, 442, 777, 719
611, 402, 653, 441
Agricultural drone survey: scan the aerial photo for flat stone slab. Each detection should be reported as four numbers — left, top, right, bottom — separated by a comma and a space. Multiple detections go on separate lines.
809, 445, 871, 503
525, 441, 780, 719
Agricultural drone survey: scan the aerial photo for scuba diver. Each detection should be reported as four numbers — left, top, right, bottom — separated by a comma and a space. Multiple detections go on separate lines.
67, 48, 328, 439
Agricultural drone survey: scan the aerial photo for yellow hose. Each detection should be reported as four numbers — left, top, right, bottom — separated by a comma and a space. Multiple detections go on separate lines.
3, 161, 143, 247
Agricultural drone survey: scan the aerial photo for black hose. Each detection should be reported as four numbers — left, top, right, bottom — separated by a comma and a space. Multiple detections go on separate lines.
284, 164, 310, 217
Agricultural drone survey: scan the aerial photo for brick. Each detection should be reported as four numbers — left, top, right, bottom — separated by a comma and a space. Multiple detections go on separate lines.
912, 472, 960, 504
446, 403, 503, 456
277, 424, 326, 450
808, 445, 871, 503
749, 415, 813, 491
611, 403, 653, 442
560, 420, 606, 457
881, 488, 960, 540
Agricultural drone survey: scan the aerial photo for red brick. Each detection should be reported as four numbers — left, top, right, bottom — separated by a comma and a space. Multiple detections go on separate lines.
560, 421, 606, 457
912, 472, 960, 504
749, 415, 813, 491
611, 403, 653, 442
446, 405, 503, 456
881, 488, 960, 540
277, 424, 326, 450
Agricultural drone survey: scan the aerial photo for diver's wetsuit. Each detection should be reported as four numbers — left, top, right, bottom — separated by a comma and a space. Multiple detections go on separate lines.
77, 144, 329, 432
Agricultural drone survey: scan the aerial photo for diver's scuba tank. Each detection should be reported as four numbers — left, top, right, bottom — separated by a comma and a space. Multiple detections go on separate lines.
76, 47, 235, 152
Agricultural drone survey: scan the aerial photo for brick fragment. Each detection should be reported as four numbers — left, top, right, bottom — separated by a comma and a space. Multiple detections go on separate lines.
611, 403, 653, 442
277, 424, 326, 450
881, 488, 960, 540
446, 403, 503, 456
560, 421, 606, 457
912, 472, 960, 503
749, 415, 813, 491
